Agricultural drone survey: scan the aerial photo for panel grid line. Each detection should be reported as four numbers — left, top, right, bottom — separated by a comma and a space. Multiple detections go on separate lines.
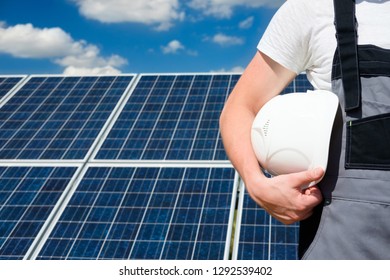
0, 76, 25, 104
190, 167, 212, 260
140, 76, 180, 160
63, 167, 116, 260
94, 74, 237, 161
34, 166, 236, 260
40, 77, 98, 160
187, 77, 212, 160
211, 75, 232, 160
0, 77, 60, 158
162, 76, 195, 160
12, 77, 81, 160
0, 73, 312, 260
58, 76, 122, 160
114, 76, 159, 160
95, 168, 136, 259
0, 166, 78, 259
158, 168, 187, 259
126, 168, 163, 259
0, 75, 135, 160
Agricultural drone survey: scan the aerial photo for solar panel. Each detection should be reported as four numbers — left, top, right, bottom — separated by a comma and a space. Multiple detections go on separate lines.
35, 166, 237, 260
232, 183, 299, 260
283, 73, 314, 94
94, 74, 240, 161
0, 76, 25, 101
0, 72, 314, 261
0, 75, 134, 160
270, 217, 300, 260
0, 166, 78, 260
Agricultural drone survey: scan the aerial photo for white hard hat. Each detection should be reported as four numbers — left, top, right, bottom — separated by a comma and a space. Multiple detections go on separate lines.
251, 90, 339, 185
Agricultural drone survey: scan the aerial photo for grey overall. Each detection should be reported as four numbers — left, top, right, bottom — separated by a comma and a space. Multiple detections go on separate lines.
301, 0, 390, 259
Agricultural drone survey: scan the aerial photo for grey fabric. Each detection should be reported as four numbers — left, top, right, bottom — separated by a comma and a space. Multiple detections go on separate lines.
302, 59, 390, 260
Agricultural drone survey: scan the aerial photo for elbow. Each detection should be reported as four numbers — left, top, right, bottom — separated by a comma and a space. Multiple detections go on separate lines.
219, 103, 229, 136
219, 106, 225, 128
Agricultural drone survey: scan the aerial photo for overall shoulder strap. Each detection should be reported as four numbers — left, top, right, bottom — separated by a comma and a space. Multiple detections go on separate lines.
333, 0, 361, 112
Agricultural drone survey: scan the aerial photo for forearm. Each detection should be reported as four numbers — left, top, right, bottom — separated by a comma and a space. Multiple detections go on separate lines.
219, 100, 265, 190
220, 51, 291, 194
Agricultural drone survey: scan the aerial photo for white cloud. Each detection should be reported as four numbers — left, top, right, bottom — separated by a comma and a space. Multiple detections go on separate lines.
162, 40, 185, 54
0, 23, 127, 74
63, 66, 121, 75
0, 23, 83, 58
54, 44, 126, 68
212, 66, 245, 73
230, 66, 245, 73
186, 49, 199, 56
211, 33, 244, 46
239, 16, 254, 29
188, 0, 283, 18
71, 0, 282, 30
161, 40, 198, 56
72, 0, 184, 31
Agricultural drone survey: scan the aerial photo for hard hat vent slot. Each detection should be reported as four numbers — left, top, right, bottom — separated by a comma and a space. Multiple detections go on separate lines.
263, 119, 270, 136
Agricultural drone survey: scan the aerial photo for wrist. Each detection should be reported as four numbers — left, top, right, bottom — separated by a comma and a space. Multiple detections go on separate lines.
241, 164, 268, 197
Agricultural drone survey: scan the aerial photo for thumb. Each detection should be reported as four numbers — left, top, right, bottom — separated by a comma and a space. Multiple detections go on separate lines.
308, 167, 325, 181
295, 167, 325, 190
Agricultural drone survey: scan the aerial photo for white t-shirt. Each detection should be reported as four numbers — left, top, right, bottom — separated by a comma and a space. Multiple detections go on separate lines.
258, 0, 390, 91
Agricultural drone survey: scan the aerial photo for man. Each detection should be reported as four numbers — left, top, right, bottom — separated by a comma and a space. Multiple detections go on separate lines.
220, 0, 390, 259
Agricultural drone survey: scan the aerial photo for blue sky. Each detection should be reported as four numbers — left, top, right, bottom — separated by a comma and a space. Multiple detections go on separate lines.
0, 0, 283, 75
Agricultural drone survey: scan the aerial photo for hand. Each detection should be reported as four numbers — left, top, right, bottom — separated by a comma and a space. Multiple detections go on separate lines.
246, 168, 324, 225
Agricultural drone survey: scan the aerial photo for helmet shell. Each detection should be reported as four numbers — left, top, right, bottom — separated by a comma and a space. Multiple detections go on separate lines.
251, 90, 339, 184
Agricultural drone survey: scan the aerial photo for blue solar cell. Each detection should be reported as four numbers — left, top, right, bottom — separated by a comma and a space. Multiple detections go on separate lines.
235, 193, 271, 260
0, 166, 77, 260
193, 241, 227, 260
282, 73, 314, 94
36, 166, 236, 260
0, 76, 24, 101
95, 74, 239, 161
270, 219, 299, 260
0, 75, 134, 160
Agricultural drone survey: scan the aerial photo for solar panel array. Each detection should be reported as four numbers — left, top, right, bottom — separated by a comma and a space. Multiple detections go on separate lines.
0, 73, 312, 260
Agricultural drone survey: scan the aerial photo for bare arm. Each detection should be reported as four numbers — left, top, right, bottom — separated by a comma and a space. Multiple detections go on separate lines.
220, 51, 324, 224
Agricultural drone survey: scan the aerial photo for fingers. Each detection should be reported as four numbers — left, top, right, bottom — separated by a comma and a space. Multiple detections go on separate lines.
272, 206, 316, 225
300, 168, 324, 203
288, 168, 324, 220
301, 186, 323, 206
291, 167, 325, 190
304, 186, 319, 195
248, 167, 325, 225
